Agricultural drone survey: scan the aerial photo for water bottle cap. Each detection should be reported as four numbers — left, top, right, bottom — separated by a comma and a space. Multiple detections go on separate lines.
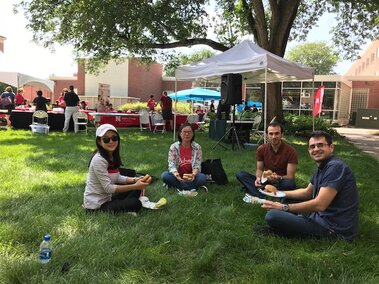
44, 234, 51, 241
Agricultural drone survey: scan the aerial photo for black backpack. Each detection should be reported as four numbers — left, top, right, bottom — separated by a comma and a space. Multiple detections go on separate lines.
201, 159, 228, 185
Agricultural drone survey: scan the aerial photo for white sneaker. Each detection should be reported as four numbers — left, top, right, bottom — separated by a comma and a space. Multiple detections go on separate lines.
177, 189, 198, 197
243, 194, 264, 204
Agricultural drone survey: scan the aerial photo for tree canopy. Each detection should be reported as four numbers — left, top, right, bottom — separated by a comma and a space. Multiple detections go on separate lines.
286, 42, 339, 75
164, 49, 215, 77
18, 0, 379, 121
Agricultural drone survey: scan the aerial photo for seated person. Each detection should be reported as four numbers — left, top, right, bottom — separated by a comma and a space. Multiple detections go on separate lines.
236, 122, 297, 198
161, 123, 207, 193
83, 124, 167, 213
256, 131, 359, 240
80, 100, 88, 110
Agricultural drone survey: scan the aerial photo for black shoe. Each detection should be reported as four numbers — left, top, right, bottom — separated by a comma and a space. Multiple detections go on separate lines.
253, 225, 274, 236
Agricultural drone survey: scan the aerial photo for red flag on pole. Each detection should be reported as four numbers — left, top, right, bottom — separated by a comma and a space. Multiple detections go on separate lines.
313, 86, 325, 117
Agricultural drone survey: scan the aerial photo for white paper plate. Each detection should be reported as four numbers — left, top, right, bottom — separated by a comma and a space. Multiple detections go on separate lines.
259, 189, 285, 198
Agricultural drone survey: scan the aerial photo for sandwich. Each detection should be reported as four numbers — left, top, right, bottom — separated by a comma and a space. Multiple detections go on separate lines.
140, 174, 152, 184
183, 173, 193, 180
264, 184, 278, 195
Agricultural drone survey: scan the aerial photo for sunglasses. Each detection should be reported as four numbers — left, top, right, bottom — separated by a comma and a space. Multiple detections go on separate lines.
101, 135, 118, 144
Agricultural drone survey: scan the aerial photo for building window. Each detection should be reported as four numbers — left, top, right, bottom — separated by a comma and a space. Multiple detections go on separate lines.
323, 82, 337, 88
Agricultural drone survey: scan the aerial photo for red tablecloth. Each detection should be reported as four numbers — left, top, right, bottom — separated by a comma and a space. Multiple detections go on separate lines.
97, 113, 190, 129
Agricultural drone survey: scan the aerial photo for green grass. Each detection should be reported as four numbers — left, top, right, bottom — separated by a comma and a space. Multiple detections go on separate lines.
0, 128, 378, 283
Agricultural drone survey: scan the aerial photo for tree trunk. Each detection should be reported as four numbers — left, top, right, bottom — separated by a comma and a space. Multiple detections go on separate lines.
247, 0, 300, 124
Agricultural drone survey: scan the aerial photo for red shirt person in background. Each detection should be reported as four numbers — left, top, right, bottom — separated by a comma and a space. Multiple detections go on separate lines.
147, 95, 156, 113
15, 88, 25, 106
160, 91, 173, 131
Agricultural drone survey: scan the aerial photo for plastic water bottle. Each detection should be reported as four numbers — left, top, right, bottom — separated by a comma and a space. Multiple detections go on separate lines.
39, 234, 52, 264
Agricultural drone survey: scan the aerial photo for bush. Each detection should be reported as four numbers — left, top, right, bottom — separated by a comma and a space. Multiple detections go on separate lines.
284, 113, 338, 136
120, 102, 192, 114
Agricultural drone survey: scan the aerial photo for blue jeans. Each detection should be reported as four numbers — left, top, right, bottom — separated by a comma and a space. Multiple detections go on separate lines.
265, 210, 337, 239
236, 171, 296, 198
161, 171, 207, 190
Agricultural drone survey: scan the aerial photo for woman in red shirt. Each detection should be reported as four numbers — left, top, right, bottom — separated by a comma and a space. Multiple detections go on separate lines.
161, 123, 207, 195
15, 88, 25, 106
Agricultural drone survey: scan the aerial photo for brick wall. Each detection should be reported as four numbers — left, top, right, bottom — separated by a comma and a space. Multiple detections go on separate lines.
352, 81, 379, 108
162, 79, 192, 93
128, 59, 163, 103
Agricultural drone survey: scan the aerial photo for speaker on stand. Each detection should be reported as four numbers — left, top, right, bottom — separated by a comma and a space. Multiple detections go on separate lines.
213, 73, 243, 150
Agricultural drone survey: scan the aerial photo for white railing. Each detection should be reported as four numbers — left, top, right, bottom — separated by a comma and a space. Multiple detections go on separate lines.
78, 96, 141, 110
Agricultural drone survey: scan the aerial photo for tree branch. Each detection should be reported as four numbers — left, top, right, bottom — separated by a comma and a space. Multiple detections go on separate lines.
115, 37, 229, 51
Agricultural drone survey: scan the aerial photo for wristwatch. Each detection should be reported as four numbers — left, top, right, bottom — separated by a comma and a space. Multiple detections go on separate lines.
282, 204, 289, 212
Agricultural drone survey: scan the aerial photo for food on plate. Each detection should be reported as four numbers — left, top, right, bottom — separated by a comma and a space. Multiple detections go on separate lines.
140, 174, 152, 184
264, 184, 278, 195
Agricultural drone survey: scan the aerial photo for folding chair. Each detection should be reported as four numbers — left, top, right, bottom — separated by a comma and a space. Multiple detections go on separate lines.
139, 110, 151, 131
187, 114, 206, 131
73, 112, 88, 134
29, 110, 50, 134
151, 113, 166, 133
250, 115, 263, 144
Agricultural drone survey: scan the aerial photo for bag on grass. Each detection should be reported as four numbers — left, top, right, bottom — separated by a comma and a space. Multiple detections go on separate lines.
201, 159, 228, 185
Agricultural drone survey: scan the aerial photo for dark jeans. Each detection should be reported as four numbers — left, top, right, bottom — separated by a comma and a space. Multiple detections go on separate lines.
161, 171, 207, 190
99, 190, 142, 213
265, 210, 337, 239
236, 171, 296, 198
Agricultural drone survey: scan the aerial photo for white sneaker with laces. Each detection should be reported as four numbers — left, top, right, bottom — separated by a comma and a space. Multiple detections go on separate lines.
177, 189, 198, 197
243, 194, 265, 204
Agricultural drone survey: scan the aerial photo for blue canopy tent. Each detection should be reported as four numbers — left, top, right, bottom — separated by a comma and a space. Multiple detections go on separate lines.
168, 88, 220, 101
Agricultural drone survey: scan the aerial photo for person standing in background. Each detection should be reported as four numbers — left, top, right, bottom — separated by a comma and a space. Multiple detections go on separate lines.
58, 88, 68, 107
147, 95, 156, 113
1, 86, 15, 126
63, 85, 79, 132
32, 90, 49, 112
160, 91, 173, 131
15, 88, 25, 106
209, 100, 215, 113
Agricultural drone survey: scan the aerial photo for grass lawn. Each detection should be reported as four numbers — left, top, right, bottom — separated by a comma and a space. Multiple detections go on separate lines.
0, 128, 378, 283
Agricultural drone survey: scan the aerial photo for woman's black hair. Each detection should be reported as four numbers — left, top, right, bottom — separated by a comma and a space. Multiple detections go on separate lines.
88, 130, 123, 168
177, 123, 195, 143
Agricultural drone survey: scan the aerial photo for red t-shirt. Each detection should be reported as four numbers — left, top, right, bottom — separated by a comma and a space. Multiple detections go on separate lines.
256, 142, 298, 176
160, 95, 172, 110
15, 94, 24, 105
147, 99, 156, 110
178, 145, 192, 177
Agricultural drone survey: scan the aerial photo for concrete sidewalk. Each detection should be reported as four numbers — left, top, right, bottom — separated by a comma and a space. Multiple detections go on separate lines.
334, 127, 379, 160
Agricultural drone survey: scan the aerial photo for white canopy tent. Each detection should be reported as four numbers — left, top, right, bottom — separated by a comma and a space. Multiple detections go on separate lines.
174, 40, 314, 142
0, 71, 55, 92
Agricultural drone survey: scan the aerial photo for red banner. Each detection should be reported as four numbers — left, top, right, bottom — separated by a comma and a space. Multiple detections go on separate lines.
313, 86, 325, 117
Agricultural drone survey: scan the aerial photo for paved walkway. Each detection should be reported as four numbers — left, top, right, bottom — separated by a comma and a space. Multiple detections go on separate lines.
334, 127, 379, 160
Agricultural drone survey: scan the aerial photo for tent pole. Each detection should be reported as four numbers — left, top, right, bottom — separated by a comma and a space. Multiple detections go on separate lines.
312, 76, 315, 131
173, 80, 178, 141
264, 68, 268, 143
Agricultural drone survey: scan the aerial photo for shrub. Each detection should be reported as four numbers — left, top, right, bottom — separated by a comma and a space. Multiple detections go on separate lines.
120, 101, 192, 114
284, 113, 338, 136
